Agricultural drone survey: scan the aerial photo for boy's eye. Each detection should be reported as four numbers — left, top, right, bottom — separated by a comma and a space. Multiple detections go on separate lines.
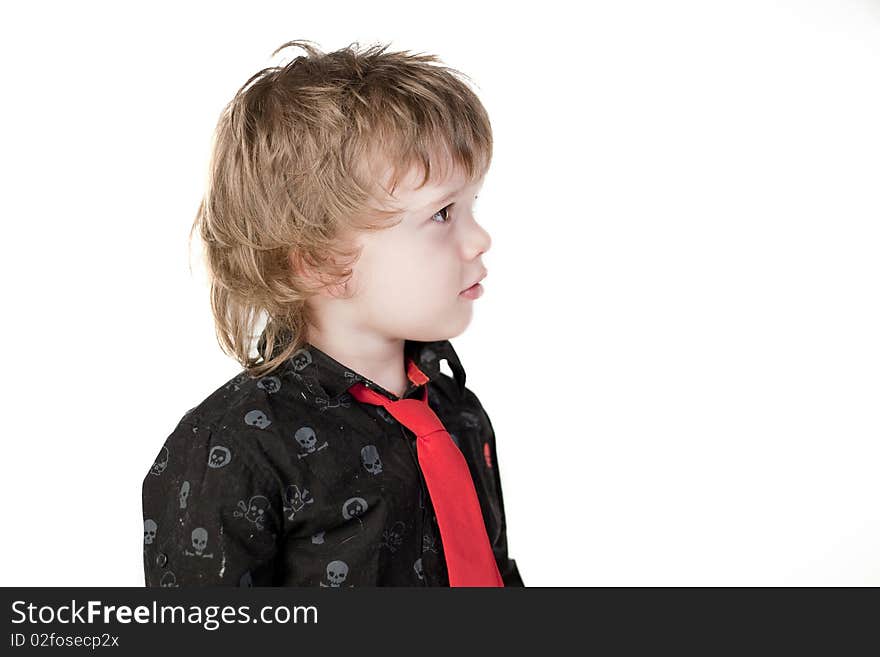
430, 204, 453, 225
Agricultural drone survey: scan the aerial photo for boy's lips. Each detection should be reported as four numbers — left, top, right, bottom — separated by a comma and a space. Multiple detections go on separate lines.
461, 270, 487, 293
459, 282, 484, 300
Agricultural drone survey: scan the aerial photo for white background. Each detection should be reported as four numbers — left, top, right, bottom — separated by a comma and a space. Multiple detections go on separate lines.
1, 0, 878, 586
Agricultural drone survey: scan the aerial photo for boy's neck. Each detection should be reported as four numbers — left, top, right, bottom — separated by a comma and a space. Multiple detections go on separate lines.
307, 329, 409, 399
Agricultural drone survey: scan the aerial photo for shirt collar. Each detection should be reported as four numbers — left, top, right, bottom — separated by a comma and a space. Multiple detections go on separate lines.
269, 335, 467, 407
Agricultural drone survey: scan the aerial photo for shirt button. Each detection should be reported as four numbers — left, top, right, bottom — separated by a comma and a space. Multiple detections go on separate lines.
156, 552, 168, 568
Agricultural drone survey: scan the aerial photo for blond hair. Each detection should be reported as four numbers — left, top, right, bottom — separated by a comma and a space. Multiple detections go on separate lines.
189, 39, 493, 379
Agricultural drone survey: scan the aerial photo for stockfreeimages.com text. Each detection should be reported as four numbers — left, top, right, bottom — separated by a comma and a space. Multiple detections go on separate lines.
10, 599, 317, 631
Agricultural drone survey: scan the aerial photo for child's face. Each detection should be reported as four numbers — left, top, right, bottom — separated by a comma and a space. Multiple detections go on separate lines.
337, 164, 491, 342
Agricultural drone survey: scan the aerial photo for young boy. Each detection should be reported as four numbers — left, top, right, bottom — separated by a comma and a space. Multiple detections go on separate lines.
142, 39, 523, 587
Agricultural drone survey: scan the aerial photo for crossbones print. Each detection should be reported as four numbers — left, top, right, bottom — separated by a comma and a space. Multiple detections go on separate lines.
283, 484, 314, 521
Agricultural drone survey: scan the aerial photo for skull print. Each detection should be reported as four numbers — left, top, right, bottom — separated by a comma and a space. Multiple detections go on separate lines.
150, 446, 169, 476
179, 481, 190, 509
293, 425, 328, 458
256, 376, 282, 394
342, 497, 368, 520
283, 484, 314, 521
143, 519, 157, 545
244, 409, 271, 429
290, 348, 312, 372
234, 495, 271, 530
381, 521, 406, 552
184, 527, 213, 558
295, 426, 316, 451
159, 571, 177, 587
224, 372, 248, 392
320, 560, 349, 587
207, 445, 232, 469
360, 445, 383, 475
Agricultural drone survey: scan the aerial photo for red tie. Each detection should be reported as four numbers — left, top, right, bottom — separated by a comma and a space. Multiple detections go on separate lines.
348, 362, 504, 587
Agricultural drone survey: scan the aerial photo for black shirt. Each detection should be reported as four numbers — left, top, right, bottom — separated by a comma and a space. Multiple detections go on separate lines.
142, 338, 523, 587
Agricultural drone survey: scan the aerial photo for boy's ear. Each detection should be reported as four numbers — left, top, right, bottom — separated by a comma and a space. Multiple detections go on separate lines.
288, 249, 348, 299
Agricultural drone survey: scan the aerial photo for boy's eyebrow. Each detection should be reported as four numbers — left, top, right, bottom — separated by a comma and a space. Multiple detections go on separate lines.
418, 181, 484, 211
423, 190, 458, 209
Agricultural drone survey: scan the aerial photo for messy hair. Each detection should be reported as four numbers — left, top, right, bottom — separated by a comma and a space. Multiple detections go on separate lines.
189, 39, 493, 379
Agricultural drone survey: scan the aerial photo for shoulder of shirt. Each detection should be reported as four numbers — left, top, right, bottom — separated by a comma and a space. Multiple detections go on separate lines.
176, 361, 328, 424
172, 369, 262, 429
156, 367, 317, 480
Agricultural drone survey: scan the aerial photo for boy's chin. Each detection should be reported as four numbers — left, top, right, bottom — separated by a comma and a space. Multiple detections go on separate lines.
403, 320, 469, 343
